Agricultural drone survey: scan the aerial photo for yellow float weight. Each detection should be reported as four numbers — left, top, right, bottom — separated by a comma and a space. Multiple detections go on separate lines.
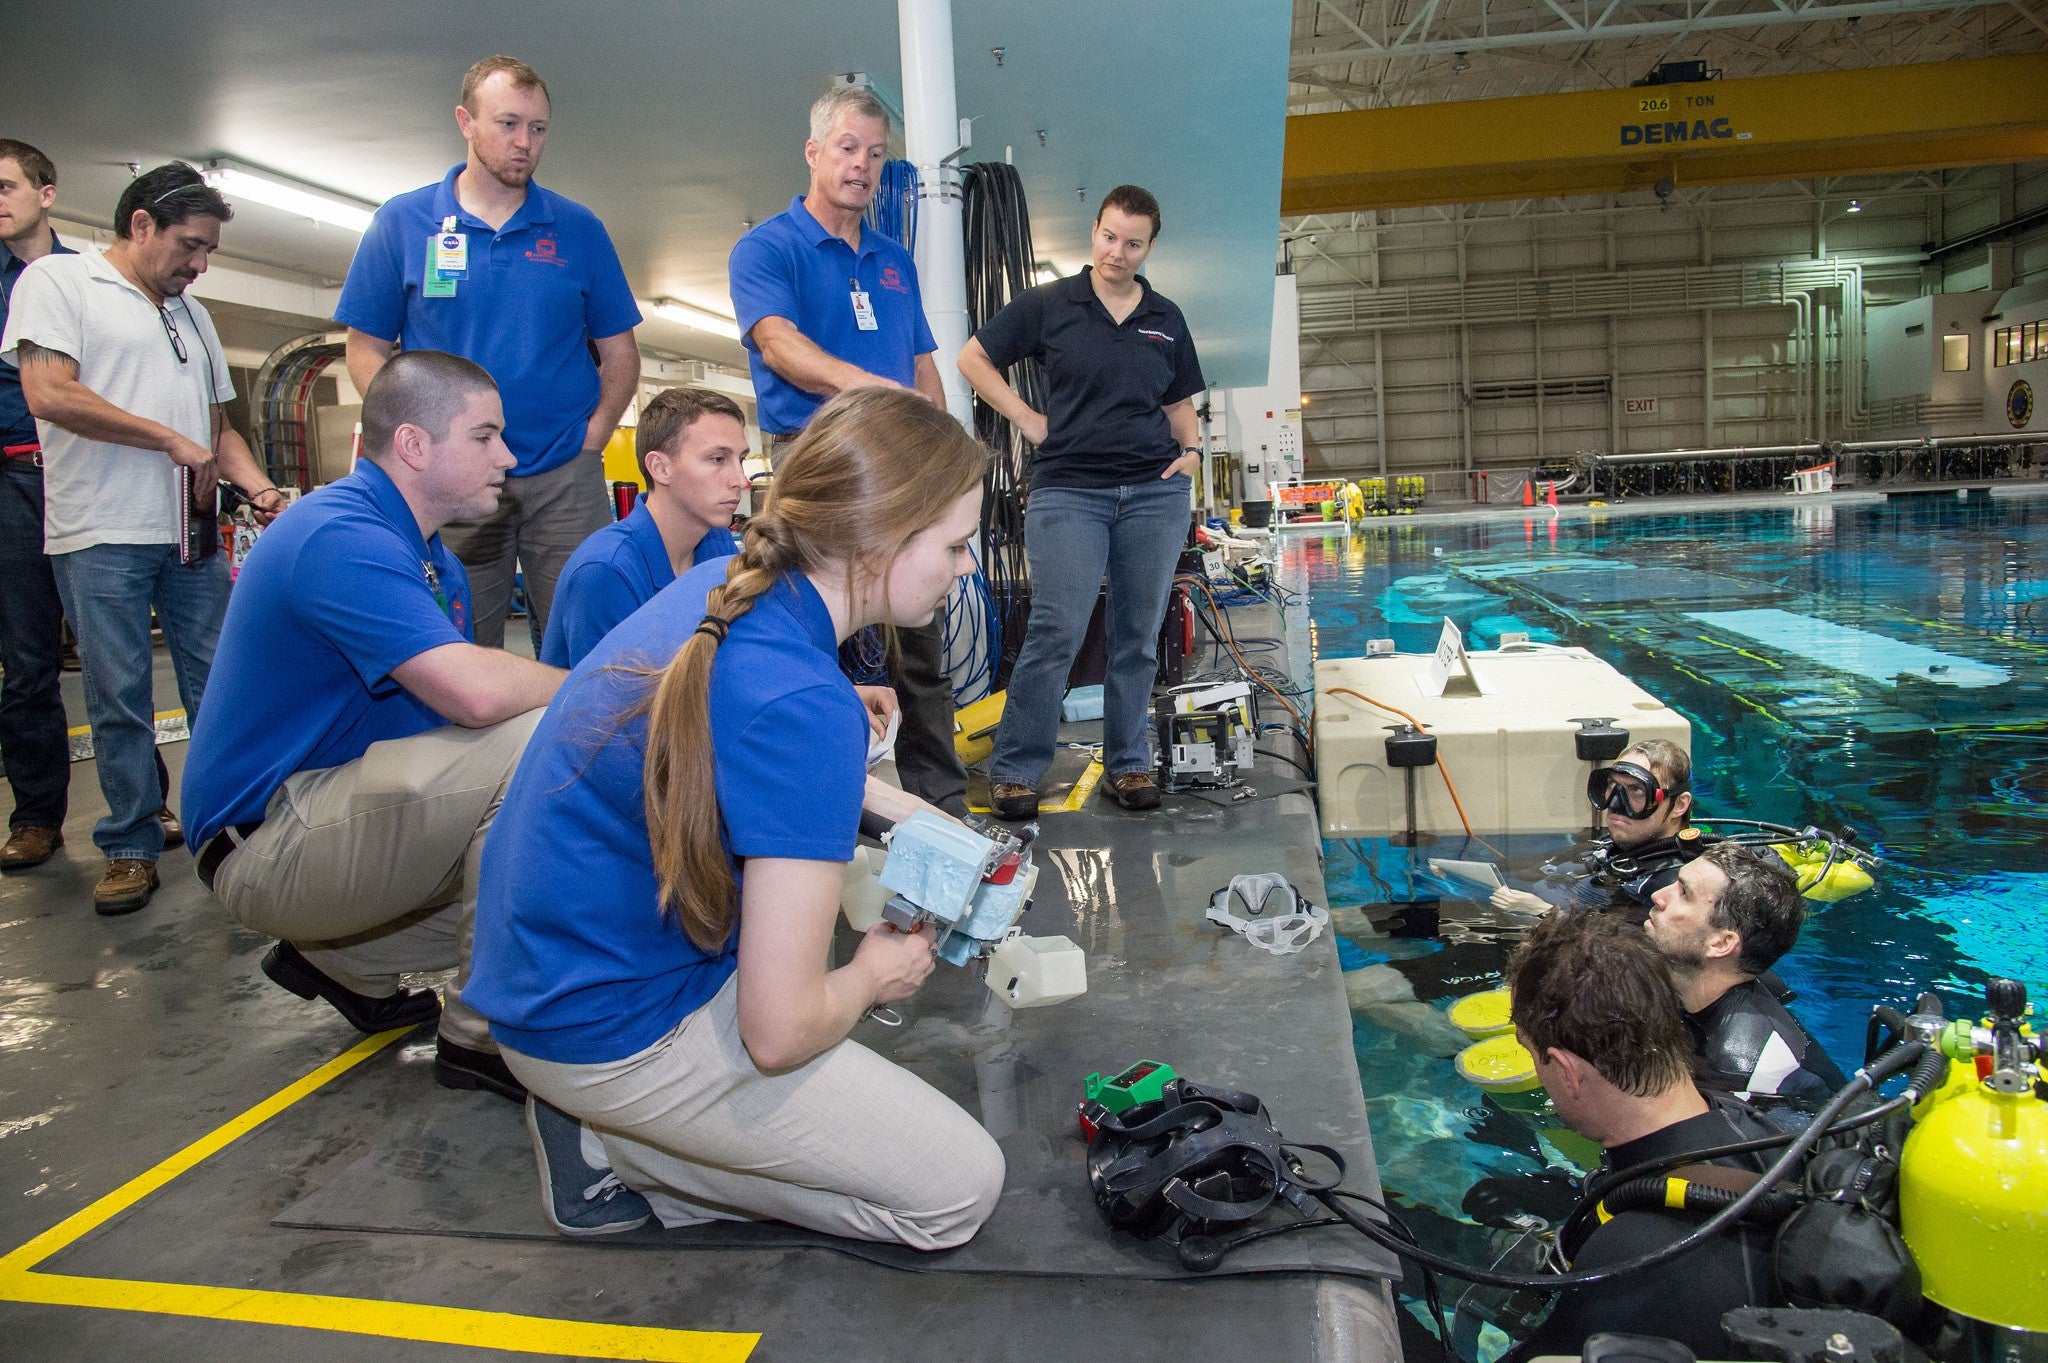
1456, 1033, 1542, 1094
1771, 843, 1874, 902
1448, 988, 1515, 1039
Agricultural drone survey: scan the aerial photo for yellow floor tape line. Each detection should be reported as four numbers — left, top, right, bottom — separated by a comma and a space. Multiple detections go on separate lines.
1058, 759, 1105, 812
0, 1027, 758, 1361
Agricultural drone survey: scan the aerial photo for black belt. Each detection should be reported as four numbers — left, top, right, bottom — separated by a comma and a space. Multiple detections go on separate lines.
196, 820, 263, 891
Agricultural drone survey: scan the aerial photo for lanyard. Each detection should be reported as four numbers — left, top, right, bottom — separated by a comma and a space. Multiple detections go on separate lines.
423, 559, 453, 618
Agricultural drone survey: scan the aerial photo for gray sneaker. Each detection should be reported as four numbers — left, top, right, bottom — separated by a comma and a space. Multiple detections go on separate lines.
525, 1096, 653, 1236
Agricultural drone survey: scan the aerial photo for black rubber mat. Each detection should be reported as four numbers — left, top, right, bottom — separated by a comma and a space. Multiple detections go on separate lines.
275, 786, 1400, 1284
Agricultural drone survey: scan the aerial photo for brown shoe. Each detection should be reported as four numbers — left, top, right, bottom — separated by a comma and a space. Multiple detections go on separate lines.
93, 859, 159, 916
156, 807, 184, 845
1104, 771, 1163, 811
0, 825, 63, 871
990, 781, 1039, 821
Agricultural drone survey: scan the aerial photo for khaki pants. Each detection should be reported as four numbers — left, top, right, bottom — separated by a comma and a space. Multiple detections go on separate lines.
441, 448, 611, 651
503, 975, 1005, 1250
212, 710, 544, 1049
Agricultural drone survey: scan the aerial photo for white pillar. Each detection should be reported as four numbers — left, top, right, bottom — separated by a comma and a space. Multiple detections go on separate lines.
898, 0, 973, 425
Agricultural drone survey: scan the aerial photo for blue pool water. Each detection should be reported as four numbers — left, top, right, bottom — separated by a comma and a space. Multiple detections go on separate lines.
1283, 493, 2048, 1353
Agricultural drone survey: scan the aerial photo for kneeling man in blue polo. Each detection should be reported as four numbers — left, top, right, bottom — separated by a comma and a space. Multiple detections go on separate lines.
183, 351, 565, 1103
539, 387, 745, 669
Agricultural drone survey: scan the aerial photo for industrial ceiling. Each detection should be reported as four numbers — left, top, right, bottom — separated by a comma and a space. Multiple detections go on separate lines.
3, 0, 1290, 387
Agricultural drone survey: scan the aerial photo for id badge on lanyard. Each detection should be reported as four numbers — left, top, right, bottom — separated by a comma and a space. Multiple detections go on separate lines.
851, 280, 878, 332
426, 215, 467, 297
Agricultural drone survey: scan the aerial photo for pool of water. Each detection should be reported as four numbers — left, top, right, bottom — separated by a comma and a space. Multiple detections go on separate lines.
1284, 492, 2048, 1355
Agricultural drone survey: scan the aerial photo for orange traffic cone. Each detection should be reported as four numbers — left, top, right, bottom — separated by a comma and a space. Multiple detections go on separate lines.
1522, 481, 1534, 507
1546, 481, 1558, 507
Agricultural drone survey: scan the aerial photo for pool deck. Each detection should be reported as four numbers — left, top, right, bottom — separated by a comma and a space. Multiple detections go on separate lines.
0, 622, 1397, 1363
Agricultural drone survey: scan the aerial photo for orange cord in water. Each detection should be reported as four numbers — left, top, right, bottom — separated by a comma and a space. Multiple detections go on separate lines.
1324, 685, 1502, 858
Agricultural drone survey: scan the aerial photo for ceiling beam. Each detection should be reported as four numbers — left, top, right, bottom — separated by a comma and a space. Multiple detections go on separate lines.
1284, 52, 2048, 214
1290, 0, 2011, 66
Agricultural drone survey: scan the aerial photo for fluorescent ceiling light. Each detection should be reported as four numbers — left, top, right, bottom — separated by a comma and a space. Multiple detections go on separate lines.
201, 160, 377, 234
651, 297, 742, 341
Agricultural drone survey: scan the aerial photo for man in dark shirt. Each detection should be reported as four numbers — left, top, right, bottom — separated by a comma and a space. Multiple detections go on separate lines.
1505, 911, 1787, 1360
0, 139, 74, 872
1647, 841, 1846, 1108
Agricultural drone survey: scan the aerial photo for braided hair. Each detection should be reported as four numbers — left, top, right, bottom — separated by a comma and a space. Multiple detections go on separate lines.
644, 387, 989, 949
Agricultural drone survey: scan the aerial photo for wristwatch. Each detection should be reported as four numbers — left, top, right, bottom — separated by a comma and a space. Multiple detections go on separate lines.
1182, 446, 1202, 457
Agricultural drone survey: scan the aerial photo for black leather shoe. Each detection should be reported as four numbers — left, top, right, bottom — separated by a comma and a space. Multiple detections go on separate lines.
435, 1035, 528, 1104
260, 941, 441, 1034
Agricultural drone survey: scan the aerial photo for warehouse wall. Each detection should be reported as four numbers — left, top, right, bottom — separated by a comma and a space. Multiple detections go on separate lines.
1288, 162, 2048, 490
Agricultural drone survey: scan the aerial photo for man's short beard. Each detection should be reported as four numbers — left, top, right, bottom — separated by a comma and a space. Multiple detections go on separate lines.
0, 214, 46, 247
1656, 939, 1709, 972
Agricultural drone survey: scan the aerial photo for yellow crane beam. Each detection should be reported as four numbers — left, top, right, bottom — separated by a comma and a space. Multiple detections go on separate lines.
1284, 54, 2048, 215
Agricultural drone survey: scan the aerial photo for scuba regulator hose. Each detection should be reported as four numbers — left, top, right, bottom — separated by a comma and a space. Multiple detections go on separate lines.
1314, 1038, 1950, 1294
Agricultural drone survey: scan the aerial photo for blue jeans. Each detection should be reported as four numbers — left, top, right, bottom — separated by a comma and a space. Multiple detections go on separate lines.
990, 476, 1191, 786
50, 543, 229, 860
0, 462, 69, 830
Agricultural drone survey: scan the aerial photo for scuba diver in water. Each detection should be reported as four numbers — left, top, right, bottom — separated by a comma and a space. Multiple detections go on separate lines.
1646, 841, 1846, 1110
1502, 911, 1791, 1361
1492, 739, 1695, 919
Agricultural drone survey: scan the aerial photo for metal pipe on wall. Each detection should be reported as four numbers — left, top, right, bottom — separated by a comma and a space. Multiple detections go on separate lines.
898, 0, 973, 426
1586, 431, 2048, 466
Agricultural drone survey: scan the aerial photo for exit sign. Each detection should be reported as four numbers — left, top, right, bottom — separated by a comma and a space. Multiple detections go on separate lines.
1624, 396, 1658, 416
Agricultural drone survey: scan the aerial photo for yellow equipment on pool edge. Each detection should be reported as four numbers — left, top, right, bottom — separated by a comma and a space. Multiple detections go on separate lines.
1449, 988, 1515, 1039
954, 690, 1005, 766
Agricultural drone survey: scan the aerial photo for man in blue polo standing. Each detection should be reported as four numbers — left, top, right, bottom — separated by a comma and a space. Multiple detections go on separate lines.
337, 54, 642, 652
728, 86, 966, 814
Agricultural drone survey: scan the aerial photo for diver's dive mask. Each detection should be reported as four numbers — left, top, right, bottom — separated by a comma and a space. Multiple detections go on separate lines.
1586, 760, 1682, 820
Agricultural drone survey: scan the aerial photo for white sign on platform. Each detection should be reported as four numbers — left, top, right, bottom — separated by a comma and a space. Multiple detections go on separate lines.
1418, 616, 1486, 697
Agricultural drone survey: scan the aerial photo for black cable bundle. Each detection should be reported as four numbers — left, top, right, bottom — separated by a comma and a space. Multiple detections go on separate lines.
962, 161, 1044, 689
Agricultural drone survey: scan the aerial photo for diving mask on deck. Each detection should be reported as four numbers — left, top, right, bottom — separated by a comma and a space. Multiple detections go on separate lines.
1586, 760, 1683, 819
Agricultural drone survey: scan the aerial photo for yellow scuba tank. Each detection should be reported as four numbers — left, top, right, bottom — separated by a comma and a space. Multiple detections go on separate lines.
1898, 980, 2048, 1335
1770, 841, 1875, 902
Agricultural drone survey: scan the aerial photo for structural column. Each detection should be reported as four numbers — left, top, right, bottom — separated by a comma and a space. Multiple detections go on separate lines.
898, 0, 973, 425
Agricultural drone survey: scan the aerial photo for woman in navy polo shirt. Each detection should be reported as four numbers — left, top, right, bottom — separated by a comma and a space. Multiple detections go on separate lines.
466, 388, 1003, 1248
958, 184, 1205, 821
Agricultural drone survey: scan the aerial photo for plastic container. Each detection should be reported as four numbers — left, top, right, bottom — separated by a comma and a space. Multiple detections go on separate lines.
986, 932, 1088, 1008
1062, 684, 1105, 722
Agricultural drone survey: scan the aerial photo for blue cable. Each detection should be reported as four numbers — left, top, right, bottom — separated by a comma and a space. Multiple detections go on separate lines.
865, 161, 919, 249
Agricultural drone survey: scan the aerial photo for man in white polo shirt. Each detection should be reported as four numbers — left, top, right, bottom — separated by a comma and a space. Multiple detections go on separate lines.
2, 162, 282, 914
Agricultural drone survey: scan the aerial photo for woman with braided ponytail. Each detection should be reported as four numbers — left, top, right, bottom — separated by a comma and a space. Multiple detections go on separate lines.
466, 388, 1003, 1247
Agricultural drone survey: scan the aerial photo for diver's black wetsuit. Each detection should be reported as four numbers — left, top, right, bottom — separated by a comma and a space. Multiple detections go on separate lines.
1687, 979, 1846, 1108
1525, 840, 1687, 923
1507, 1098, 1788, 1362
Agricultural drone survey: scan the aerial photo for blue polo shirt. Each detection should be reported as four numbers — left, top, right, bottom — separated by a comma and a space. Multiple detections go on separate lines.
728, 194, 935, 434
537, 495, 739, 668
181, 460, 472, 850
467, 561, 868, 1065
334, 167, 642, 478
975, 267, 1206, 490
1, 232, 75, 450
